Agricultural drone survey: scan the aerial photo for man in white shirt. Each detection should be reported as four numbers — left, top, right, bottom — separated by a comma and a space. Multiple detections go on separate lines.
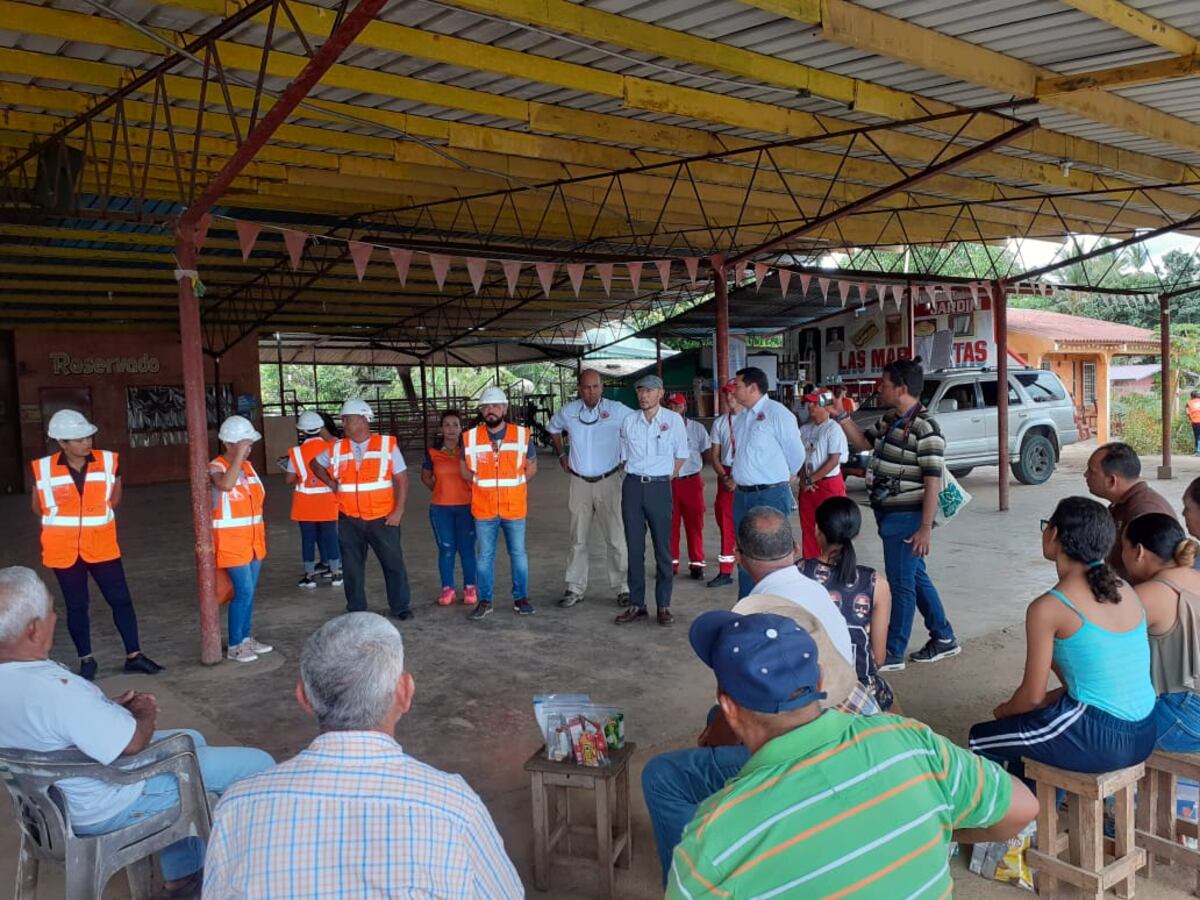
731, 366, 807, 597
0, 567, 273, 898
549, 369, 636, 609
665, 393, 712, 580
707, 381, 741, 589
616, 375, 689, 627
798, 391, 849, 558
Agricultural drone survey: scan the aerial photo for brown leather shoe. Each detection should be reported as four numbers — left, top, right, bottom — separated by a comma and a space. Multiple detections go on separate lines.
614, 606, 648, 624
657, 609, 675, 626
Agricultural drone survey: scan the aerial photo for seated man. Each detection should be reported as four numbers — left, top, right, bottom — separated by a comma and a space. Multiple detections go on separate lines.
666, 608, 1038, 898
0, 567, 274, 898
203, 612, 522, 899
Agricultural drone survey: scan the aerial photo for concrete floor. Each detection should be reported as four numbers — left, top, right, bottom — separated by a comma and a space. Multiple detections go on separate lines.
4, 441, 1200, 898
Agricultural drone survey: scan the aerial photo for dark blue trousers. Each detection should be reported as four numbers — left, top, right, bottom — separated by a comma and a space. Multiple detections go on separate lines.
622, 477, 673, 609
52, 557, 141, 658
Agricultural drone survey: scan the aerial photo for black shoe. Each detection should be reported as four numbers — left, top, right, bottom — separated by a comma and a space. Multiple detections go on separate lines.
314, 562, 331, 575
514, 599, 536, 616
706, 573, 733, 588
908, 637, 961, 664
79, 657, 98, 681
124, 653, 163, 675
468, 602, 493, 621
392, 610, 414, 621
689, 567, 704, 580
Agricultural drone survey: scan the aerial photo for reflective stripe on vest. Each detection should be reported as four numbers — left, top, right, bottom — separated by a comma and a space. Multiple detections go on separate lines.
331, 434, 396, 520
210, 456, 267, 566
33, 450, 120, 567
464, 424, 528, 520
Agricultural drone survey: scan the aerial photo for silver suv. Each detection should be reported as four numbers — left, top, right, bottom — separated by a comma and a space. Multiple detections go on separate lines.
850, 367, 1080, 485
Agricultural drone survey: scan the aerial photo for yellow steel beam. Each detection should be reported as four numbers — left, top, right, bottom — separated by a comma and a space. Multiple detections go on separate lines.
1057, 0, 1199, 56
1036, 55, 1200, 95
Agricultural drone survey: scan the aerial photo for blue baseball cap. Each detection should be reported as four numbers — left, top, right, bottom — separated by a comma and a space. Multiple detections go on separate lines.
689, 611, 826, 714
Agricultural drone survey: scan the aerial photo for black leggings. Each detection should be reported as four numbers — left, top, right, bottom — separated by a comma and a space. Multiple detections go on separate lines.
53, 557, 141, 658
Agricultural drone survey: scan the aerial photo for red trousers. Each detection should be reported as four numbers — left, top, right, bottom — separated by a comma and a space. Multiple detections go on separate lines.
671, 473, 706, 571
714, 481, 735, 574
798, 472, 847, 559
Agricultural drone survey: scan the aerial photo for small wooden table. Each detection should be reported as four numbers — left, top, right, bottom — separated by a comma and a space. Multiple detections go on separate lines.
523, 743, 635, 898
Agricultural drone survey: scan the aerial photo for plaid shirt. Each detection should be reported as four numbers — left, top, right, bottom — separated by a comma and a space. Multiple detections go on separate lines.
202, 731, 522, 899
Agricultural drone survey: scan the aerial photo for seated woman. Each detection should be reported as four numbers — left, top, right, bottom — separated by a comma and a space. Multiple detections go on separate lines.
798, 495, 894, 711
1123, 512, 1200, 752
968, 496, 1156, 777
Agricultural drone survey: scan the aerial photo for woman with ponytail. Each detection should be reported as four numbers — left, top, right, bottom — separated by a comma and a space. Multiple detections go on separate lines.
968, 496, 1156, 777
798, 496, 894, 710
1123, 513, 1200, 751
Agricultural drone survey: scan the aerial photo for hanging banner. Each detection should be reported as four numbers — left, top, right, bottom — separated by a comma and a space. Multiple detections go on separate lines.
283, 229, 307, 270
684, 256, 700, 286
389, 248, 412, 286
566, 262, 586, 298
753, 262, 769, 291
501, 260, 523, 297
626, 261, 643, 293
778, 268, 792, 297
655, 259, 672, 291
596, 262, 614, 296
466, 257, 489, 294
235, 220, 261, 260
349, 241, 374, 282
428, 253, 451, 290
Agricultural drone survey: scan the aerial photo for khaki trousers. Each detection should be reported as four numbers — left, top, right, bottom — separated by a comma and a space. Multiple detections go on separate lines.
565, 472, 628, 595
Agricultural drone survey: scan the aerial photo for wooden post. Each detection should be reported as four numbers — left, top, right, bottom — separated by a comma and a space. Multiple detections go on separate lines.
994, 280, 1010, 512
1160, 294, 1174, 480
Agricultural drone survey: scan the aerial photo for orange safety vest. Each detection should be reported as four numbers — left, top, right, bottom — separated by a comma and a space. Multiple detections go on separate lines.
1189, 398, 1200, 425
330, 433, 398, 521
288, 438, 338, 522
463, 422, 529, 520
210, 456, 267, 568
32, 450, 121, 568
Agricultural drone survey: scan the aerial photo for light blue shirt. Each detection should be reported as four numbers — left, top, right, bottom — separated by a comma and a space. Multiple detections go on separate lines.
731, 395, 806, 486
619, 406, 689, 477
548, 397, 635, 477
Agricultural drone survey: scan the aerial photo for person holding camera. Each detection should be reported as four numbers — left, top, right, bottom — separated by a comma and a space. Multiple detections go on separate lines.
836, 358, 960, 672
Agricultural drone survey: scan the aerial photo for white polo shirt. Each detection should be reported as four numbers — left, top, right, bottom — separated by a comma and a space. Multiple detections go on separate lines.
709, 411, 739, 467
731, 395, 806, 486
619, 406, 689, 478
548, 398, 635, 478
748, 566, 855, 665
800, 419, 849, 479
679, 418, 712, 477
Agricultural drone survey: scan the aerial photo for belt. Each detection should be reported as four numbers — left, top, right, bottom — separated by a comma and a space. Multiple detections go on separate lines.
736, 481, 788, 492
572, 465, 621, 484
675, 472, 701, 480
626, 474, 671, 483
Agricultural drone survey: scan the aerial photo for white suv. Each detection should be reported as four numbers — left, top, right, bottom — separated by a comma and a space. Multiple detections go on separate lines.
850, 367, 1080, 485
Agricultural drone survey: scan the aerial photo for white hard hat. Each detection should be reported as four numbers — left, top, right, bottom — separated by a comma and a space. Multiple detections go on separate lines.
340, 398, 374, 421
218, 415, 262, 443
297, 410, 325, 433
478, 387, 509, 406
47, 409, 97, 441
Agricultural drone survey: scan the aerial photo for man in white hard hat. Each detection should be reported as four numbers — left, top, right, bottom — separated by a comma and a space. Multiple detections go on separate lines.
460, 387, 538, 620
285, 411, 342, 590
312, 399, 412, 620
29, 409, 162, 681
548, 368, 635, 609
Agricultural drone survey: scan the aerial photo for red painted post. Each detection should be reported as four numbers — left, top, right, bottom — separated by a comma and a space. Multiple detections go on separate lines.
1160, 294, 1173, 480
713, 256, 730, 389
994, 280, 1010, 512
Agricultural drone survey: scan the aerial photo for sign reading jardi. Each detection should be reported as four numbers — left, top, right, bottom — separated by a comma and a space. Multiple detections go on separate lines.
50, 352, 161, 376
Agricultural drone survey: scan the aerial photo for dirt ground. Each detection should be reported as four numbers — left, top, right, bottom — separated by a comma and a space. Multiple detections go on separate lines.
4, 440, 1200, 898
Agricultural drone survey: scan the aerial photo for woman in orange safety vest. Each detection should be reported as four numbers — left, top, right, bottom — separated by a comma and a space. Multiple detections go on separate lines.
286, 410, 342, 589
1188, 390, 1200, 457
210, 415, 270, 664
420, 409, 477, 607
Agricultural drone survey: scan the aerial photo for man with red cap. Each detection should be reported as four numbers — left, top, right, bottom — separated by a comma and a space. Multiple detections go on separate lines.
665, 393, 711, 580
706, 381, 741, 588
798, 391, 848, 558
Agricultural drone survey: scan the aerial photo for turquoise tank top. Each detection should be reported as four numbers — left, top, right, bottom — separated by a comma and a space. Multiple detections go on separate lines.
1050, 589, 1156, 721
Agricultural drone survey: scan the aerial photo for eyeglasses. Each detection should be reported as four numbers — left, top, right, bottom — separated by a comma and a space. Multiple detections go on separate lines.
576, 403, 601, 426
1040, 518, 1051, 532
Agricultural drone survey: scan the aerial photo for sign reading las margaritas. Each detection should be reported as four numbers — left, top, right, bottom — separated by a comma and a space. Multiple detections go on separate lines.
50, 352, 161, 376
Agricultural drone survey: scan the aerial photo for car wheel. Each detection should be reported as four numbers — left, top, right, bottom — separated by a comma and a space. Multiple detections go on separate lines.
948, 466, 973, 478
1011, 434, 1055, 485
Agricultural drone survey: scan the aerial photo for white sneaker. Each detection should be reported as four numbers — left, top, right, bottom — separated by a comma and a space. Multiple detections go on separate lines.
246, 637, 273, 654
227, 642, 258, 663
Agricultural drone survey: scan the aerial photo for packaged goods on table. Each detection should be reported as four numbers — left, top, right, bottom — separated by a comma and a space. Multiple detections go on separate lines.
532, 694, 625, 767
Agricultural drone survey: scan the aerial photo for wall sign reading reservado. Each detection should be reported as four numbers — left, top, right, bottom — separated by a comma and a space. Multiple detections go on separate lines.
50, 352, 161, 376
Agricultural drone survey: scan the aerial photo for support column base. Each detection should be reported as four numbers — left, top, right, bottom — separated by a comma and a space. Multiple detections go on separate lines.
1158, 465, 1174, 480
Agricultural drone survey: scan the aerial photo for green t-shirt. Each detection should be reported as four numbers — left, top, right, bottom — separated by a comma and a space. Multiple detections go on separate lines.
667, 711, 1012, 899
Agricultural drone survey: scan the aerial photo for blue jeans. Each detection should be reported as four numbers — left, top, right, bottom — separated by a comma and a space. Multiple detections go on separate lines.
732, 484, 793, 598
1155, 691, 1200, 752
225, 558, 262, 647
298, 520, 340, 573
875, 508, 954, 659
76, 729, 274, 881
430, 504, 477, 589
475, 516, 527, 603
642, 745, 751, 884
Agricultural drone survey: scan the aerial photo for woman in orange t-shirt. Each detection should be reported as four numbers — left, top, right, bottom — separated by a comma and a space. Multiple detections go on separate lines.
1188, 390, 1200, 456
421, 409, 477, 606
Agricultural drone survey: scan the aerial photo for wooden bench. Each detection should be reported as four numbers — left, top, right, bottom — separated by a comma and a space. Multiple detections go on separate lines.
524, 743, 635, 899
1024, 759, 1145, 899
1135, 750, 1200, 896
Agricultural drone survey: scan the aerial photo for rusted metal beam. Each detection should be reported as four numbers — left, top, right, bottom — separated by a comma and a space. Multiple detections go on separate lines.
713, 255, 730, 389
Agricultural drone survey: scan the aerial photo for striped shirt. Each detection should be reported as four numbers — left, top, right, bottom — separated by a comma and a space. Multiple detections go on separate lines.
202, 731, 522, 899
864, 408, 944, 511
668, 711, 1011, 900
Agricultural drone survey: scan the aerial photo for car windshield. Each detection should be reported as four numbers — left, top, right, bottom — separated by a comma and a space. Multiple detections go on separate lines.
919, 379, 942, 408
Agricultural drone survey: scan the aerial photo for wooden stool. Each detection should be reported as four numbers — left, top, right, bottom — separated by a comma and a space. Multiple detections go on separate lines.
1025, 759, 1146, 899
524, 743, 635, 899
1135, 750, 1200, 896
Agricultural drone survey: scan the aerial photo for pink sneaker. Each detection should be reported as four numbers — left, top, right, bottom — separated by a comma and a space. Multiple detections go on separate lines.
437, 587, 456, 606
463, 586, 478, 606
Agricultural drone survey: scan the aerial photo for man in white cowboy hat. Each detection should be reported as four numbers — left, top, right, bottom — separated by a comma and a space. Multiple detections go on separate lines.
29, 409, 162, 681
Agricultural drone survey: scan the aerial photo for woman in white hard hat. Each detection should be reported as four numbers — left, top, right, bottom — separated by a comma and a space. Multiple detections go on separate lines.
285, 411, 342, 589
29, 409, 162, 680
210, 415, 272, 663
420, 409, 477, 606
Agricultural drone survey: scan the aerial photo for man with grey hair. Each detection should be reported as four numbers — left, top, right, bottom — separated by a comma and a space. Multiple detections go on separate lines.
0, 567, 272, 899
203, 613, 521, 899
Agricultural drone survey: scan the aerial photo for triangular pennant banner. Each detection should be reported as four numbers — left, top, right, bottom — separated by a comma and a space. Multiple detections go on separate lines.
778, 268, 792, 297
595, 262, 614, 296
626, 261, 643, 293
428, 253, 451, 290
535, 262, 556, 298
753, 262, 769, 292
968, 282, 980, 308
389, 248, 413, 286
875, 284, 888, 306
684, 256, 700, 286
857, 282, 868, 307
501, 260, 523, 297
799, 273, 811, 297
892, 285, 905, 310
733, 261, 747, 286
567, 263, 586, 298
235, 220, 261, 261
838, 280, 851, 307
655, 259, 672, 291
282, 229, 307, 270
466, 257, 488, 295
818, 277, 831, 301
349, 241, 373, 282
